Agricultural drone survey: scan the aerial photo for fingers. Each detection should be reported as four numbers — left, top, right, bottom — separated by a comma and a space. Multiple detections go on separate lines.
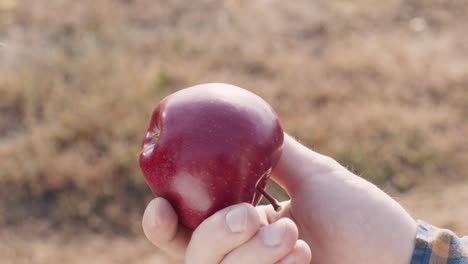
272, 133, 344, 193
142, 197, 191, 259
143, 199, 310, 264
256, 202, 291, 223
277, 240, 312, 264
185, 203, 265, 264
221, 218, 299, 264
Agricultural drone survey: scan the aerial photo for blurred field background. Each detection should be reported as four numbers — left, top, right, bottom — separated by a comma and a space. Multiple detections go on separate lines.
0, 0, 467, 263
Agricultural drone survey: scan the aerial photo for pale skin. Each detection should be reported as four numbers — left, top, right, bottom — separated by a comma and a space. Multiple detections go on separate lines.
142, 134, 417, 263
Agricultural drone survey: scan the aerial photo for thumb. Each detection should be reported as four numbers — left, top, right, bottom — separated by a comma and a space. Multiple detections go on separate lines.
271, 133, 343, 194
142, 197, 191, 259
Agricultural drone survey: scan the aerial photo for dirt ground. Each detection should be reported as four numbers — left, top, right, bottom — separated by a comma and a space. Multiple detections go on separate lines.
2, 179, 467, 264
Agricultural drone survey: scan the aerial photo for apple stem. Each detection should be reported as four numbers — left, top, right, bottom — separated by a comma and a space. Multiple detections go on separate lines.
256, 186, 282, 212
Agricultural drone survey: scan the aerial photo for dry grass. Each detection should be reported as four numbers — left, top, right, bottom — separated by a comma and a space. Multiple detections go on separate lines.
0, 225, 171, 264
0, 0, 467, 236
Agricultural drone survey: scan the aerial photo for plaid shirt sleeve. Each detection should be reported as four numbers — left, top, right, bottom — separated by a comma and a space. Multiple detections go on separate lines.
411, 220, 468, 264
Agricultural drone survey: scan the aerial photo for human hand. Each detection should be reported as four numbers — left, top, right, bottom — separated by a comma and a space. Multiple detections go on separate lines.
142, 198, 311, 263
142, 133, 417, 263
269, 134, 418, 263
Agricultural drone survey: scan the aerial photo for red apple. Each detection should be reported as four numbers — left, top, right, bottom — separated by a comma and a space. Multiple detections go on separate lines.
139, 83, 284, 229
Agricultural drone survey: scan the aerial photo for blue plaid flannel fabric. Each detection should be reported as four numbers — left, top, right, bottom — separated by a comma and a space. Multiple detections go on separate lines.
411, 220, 468, 264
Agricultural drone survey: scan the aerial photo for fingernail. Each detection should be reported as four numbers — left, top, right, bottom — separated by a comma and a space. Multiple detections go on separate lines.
280, 254, 297, 264
143, 199, 159, 229
226, 205, 248, 233
260, 219, 286, 247
153, 199, 166, 227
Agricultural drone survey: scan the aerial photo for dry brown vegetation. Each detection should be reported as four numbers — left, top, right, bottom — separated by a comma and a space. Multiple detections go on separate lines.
0, 0, 467, 261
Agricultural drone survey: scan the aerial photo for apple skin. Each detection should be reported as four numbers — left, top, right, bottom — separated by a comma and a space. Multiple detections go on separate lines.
139, 83, 284, 229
